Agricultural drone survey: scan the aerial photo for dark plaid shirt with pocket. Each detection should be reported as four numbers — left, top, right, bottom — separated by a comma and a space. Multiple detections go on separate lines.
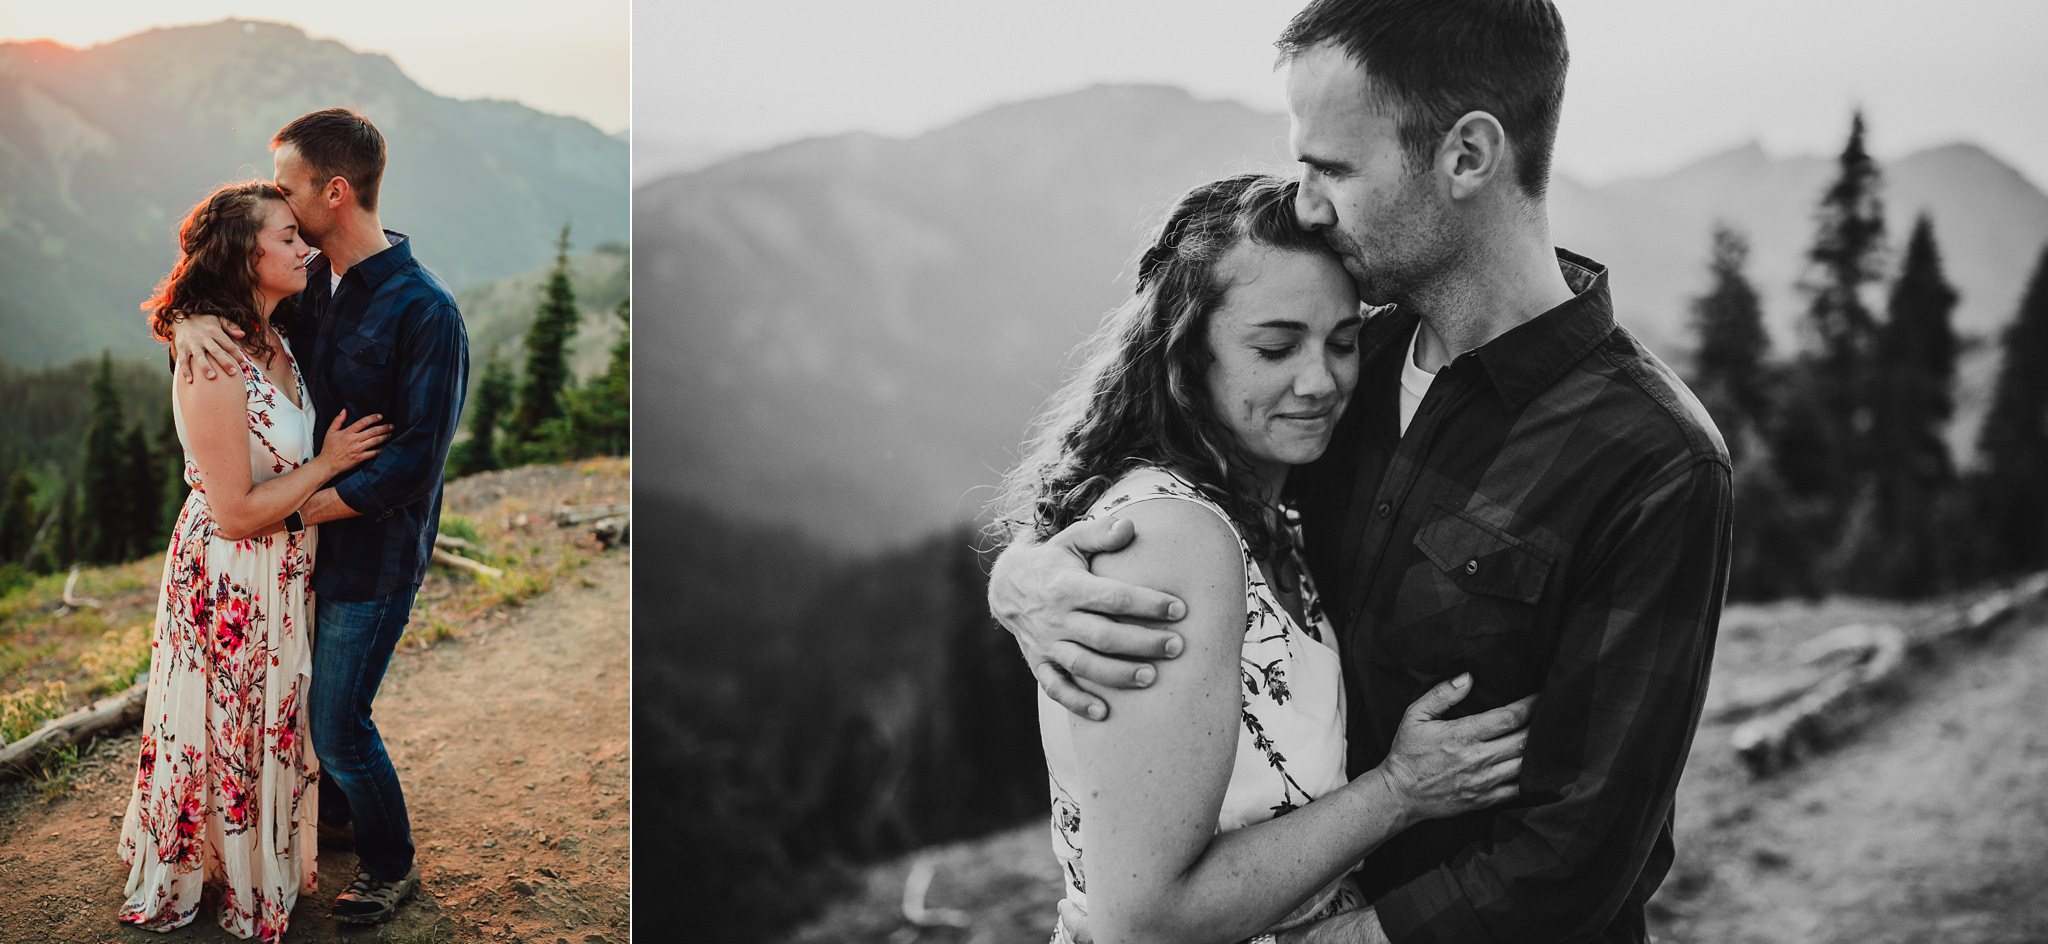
294, 231, 469, 602
1291, 250, 1733, 944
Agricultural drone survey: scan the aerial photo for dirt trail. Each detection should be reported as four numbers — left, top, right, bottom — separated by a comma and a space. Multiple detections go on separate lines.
1659, 608, 2048, 944
0, 550, 630, 944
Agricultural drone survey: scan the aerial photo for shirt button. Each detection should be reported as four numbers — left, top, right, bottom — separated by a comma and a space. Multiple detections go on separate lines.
1464, 559, 1479, 575
1376, 502, 1391, 519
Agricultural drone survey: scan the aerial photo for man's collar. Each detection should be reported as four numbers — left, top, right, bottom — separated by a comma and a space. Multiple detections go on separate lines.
1467, 248, 1616, 410
325, 230, 409, 288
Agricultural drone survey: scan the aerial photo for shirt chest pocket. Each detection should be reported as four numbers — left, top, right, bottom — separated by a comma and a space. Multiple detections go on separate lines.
1382, 506, 1555, 681
331, 327, 391, 393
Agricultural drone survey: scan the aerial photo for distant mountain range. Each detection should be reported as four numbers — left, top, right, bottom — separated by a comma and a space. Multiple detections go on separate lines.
0, 19, 628, 367
639, 83, 2048, 549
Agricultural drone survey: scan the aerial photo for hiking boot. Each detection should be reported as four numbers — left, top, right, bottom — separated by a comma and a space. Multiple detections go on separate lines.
316, 820, 354, 848
332, 866, 419, 925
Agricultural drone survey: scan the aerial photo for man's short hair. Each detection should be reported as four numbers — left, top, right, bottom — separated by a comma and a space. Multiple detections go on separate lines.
1277, 0, 1568, 200
272, 107, 387, 212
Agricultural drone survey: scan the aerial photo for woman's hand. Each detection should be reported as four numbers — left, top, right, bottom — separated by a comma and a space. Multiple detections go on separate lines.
1373, 674, 1534, 824
315, 410, 392, 475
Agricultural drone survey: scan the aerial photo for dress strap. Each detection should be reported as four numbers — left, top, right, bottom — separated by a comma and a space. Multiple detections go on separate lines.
1083, 467, 1252, 564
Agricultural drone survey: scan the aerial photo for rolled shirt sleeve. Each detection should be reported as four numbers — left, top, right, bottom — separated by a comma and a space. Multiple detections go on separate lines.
1375, 457, 1733, 943
331, 302, 469, 520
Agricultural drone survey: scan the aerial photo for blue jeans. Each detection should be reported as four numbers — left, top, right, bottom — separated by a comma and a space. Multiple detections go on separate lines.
311, 586, 418, 881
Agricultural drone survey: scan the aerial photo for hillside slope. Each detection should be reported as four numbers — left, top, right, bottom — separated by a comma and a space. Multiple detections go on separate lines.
0, 20, 628, 367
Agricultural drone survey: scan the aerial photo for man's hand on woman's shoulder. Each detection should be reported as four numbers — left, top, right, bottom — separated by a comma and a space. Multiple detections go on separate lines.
988, 515, 1189, 721
168, 312, 247, 383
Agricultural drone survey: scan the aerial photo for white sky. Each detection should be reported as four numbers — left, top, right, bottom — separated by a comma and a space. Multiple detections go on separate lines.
0, 1, 630, 133
640, 0, 2048, 188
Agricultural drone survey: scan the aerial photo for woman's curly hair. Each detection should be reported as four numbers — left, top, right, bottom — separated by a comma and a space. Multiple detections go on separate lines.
142, 179, 298, 361
988, 173, 1340, 561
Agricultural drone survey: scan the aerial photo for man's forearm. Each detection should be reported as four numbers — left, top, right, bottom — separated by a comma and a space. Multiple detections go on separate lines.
300, 487, 360, 526
1280, 906, 1390, 944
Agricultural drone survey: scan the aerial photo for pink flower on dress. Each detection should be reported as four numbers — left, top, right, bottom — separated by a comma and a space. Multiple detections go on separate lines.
274, 703, 299, 758
223, 773, 250, 826
216, 596, 251, 654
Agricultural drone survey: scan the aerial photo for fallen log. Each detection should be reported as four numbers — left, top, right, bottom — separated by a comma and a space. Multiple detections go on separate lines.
1946, 571, 2048, 646
434, 533, 479, 553
591, 514, 630, 549
552, 503, 631, 527
0, 680, 148, 783
899, 856, 970, 930
431, 546, 505, 580
1730, 571, 2048, 779
1731, 624, 1905, 778
57, 566, 101, 614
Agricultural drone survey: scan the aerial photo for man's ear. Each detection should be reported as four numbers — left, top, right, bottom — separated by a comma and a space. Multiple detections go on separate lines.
326, 175, 351, 211
1439, 110, 1507, 201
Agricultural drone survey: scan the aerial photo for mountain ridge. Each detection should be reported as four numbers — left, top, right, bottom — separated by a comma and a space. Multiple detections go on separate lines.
642, 83, 2048, 549
0, 19, 628, 367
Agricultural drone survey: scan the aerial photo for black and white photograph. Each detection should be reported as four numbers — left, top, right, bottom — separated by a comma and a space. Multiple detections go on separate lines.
637, 1, 2048, 942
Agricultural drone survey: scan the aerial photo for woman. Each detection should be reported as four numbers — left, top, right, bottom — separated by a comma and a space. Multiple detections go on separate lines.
992, 174, 1529, 943
119, 180, 390, 940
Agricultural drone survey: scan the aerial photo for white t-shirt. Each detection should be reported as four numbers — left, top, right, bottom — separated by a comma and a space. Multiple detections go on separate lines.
1398, 324, 1438, 436
331, 270, 343, 293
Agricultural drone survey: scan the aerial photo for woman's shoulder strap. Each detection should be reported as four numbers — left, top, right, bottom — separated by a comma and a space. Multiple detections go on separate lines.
1084, 466, 1247, 551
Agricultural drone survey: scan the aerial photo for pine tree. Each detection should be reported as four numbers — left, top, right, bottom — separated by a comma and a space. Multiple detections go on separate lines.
567, 296, 631, 458
1855, 214, 1961, 595
0, 468, 33, 565
81, 352, 130, 563
1976, 243, 2048, 574
1803, 111, 1888, 417
157, 403, 186, 535
451, 355, 516, 478
1689, 224, 1772, 458
1784, 111, 1888, 504
123, 423, 159, 560
512, 223, 581, 460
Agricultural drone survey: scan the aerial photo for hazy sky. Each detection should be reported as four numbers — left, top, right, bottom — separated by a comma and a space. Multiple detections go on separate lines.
642, 0, 2048, 188
0, 2, 630, 133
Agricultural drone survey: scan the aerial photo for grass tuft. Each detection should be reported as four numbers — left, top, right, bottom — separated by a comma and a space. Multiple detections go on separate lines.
1, 680, 71, 744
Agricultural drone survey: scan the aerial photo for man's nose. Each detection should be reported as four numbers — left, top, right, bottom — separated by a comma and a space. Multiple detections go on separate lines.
1295, 178, 1334, 230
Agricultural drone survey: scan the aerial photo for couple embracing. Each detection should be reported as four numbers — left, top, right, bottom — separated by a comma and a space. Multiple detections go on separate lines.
118, 107, 468, 940
991, 2, 1731, 942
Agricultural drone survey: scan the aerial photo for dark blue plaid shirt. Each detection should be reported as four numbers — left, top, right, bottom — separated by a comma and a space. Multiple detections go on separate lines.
293, 231, 469, 601
1292, 251, 1731, 944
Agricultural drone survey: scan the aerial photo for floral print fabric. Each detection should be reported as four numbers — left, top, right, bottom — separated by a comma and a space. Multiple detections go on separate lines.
1036, 467, 1351, 934
119, 340, 319, 941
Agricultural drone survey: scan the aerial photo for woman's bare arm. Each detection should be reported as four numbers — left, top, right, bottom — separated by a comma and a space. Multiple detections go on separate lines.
1069, 498, 1412, 944
174, 374, 387, 539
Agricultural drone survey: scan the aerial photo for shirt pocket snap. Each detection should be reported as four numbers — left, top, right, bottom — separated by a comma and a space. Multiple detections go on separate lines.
1411, 506, 1553, 606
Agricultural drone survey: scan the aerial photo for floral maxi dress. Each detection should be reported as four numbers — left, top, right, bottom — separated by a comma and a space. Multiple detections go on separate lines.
119, 341, 320, 941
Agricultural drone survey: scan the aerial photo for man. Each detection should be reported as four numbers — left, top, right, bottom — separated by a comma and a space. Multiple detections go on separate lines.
173, 107, 470, 925
990, 2, 1732, 941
